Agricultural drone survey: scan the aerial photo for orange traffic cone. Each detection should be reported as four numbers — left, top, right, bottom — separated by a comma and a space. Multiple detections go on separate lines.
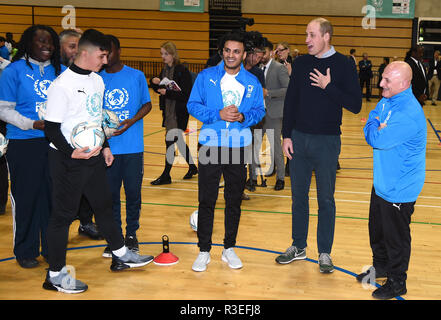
153, 235, 179, 266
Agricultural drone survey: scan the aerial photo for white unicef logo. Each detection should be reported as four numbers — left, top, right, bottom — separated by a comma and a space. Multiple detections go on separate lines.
34, 79, 52, 99
86, 92, 103, 118
105, 88, 129, 110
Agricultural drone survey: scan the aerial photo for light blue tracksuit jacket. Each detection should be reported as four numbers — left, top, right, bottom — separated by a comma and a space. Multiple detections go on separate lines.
187, 61, 265, 148
364, 86, 427, 203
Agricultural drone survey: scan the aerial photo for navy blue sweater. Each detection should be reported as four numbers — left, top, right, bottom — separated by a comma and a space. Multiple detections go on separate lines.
282, 52, 362, 137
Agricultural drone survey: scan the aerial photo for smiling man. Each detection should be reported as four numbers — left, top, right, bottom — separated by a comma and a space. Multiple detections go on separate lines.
359, 61, 426, 299
278, 18, 362, 273
187, 31, 265, 272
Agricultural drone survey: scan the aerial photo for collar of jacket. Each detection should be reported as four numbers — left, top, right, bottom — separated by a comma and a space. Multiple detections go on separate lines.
387, 86, 414, 106
215, 60, 248, 85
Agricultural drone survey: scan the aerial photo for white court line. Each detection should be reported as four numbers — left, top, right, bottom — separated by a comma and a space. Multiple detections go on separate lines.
142, 183, 441, 209
143, 178, 441, 200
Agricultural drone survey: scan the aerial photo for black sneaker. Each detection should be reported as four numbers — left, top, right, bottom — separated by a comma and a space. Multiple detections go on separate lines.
43, 267, 88, 294
372, 278, 407, 300
356, 267, 387, 284
78, 222, 103, 240
110, 250, 154, 271
125, 235, 139, 253
102, 245, 112, 258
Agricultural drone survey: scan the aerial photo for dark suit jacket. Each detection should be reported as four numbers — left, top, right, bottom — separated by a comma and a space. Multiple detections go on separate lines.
358, 59, 373, 79
427, 58, 441, 80
405, 57, 429, 101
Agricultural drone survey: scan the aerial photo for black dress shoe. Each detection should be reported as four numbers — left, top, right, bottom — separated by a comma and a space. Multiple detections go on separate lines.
79, 222, 103, 240
17, 258, 39, 269
245, 179, 257, 192
372, 278, 407, 300
274, 179, 285, 191
151, 175, 172, 185
183, 166, 198, 179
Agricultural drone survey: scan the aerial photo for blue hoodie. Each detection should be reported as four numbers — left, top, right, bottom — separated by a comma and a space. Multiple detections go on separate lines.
364, 86, 426, 203
187, 61, 265, 148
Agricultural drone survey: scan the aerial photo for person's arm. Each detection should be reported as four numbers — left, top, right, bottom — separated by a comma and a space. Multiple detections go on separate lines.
0, 65, 39, 130
187, 72, 222, 124
239, 82, 265, 128
267, 64, 290, 99
112, 101, 152, 136
364, 108, 417, 150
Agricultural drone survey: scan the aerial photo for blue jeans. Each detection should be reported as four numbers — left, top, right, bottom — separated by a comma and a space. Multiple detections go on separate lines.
289, 130, 341, 254
106, 152, 144, 237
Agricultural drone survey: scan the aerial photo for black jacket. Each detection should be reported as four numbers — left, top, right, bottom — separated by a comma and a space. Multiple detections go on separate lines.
149, 63, 192, 131
427, 58, 441, 80
405, 57, 429, 101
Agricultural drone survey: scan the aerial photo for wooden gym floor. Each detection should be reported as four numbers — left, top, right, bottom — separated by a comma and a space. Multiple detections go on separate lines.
0, 89, 440, 301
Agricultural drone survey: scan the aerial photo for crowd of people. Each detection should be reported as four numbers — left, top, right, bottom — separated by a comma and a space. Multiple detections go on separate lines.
349, 46, 441, 106
0, 16, 432, 300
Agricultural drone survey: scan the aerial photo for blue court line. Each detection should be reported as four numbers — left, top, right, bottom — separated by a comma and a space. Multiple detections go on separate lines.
428, 118, 441, 144
0, 241, 404, 300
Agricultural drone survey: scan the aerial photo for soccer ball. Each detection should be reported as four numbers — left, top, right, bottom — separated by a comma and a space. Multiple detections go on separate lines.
189, 210, 198, 232
70, 122, 105, 152
102, 109, 120, 138
38, 102, 46, 120
0, 133, 8, 157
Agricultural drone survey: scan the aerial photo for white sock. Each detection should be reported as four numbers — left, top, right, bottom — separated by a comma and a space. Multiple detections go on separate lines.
112, 246, 127, 257
49, 271, 60, 278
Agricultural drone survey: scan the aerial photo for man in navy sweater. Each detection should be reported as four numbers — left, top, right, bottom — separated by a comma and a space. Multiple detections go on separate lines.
276, 18, 362, 273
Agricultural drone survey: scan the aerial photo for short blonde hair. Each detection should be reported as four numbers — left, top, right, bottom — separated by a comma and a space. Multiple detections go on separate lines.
311, 18, 333, 41
161, 41, 180, 65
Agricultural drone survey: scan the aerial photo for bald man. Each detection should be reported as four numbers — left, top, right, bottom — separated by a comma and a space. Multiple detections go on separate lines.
358, 61, 427, 299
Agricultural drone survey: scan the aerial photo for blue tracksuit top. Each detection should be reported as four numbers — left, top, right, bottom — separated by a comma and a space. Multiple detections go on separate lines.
187, 61, 265, 148
364, 86, 426, 203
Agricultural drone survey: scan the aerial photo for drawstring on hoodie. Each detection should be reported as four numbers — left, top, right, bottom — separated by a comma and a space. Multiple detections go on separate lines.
23, 55, 51, 77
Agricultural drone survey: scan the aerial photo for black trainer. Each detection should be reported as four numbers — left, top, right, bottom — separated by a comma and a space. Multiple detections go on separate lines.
78, 222, 103, 240
372, 278, 407, 300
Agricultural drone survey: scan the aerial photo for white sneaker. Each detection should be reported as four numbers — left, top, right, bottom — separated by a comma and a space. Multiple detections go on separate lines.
192, 251, 210, 272
222, 248, 243, 269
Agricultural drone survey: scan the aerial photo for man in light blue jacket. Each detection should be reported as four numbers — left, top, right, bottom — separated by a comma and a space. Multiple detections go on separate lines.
360, 61, 426, 299
187, 31, 265, 272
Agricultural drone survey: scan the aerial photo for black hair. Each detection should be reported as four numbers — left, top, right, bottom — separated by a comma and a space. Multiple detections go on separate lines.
244, 31, 264, 53
219, 30, 246, 51
262, 37, 273, 51
384, 57, 390, 64
350, 48, 356, 54
105, 34, 120, 50
78, 29, 110, 52
12, 24, 61, 76
0, 36, 5, 42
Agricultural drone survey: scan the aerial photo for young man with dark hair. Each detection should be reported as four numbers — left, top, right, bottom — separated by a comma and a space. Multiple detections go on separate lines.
43, 29, 153, 294
100, 34, 152, 256
187, 31, 265, 272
